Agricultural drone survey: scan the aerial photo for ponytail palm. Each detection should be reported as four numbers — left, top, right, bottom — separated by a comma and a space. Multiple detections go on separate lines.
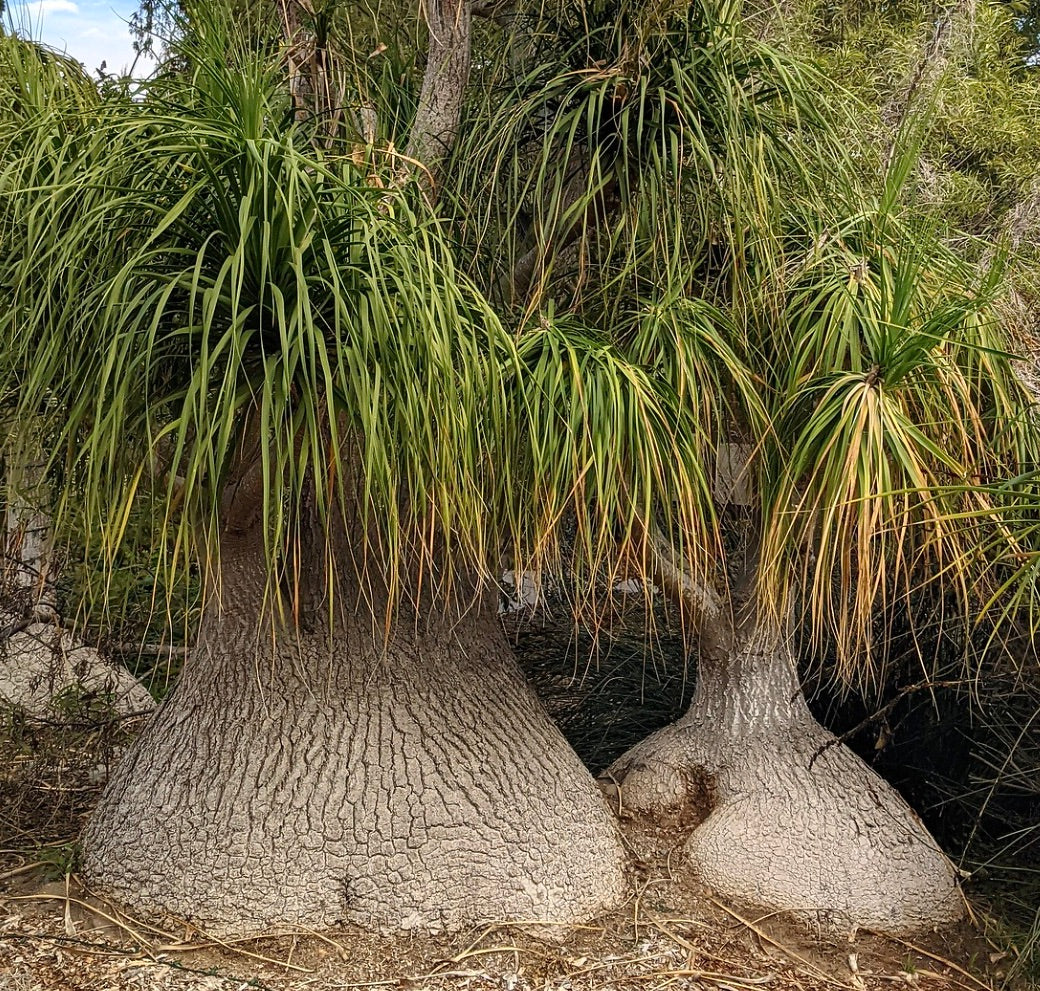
446, 0, 1040, 675
0, 27, 711, 619
439, 0, 1040, 936
760, 210, 1038, 682
0, 14, 721, 936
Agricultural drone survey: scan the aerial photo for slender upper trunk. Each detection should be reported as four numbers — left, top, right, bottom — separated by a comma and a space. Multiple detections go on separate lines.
4, 422, 57, 621
691, 610, 805, 739
82, 511, 626, 935
406, 0, 472, 190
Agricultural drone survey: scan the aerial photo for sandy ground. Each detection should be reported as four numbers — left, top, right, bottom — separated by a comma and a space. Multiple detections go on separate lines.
0, 816, 1011, 991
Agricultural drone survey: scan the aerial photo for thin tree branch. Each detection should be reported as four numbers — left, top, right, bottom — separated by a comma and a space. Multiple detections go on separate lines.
105, 642, 188, 658
498, 164, 620, 306
0, 617, 34, 643
647, 526, 724, 624
807, 678, 970, 769
471, 0, 513, 17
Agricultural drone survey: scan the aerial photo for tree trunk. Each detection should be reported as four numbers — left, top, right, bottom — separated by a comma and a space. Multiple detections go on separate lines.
81, 524, 627, 936
605, 601, 963, 936
0, 424, 155, 717
4, 422, 57, 621
406, 0, 472, 188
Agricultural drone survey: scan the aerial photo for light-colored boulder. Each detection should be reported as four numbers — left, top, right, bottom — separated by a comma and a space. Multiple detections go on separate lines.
0, 621, 155, 718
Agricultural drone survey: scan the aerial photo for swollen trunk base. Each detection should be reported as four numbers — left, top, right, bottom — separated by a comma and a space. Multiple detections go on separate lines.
82, 535, 627, 936
607, 618, 962, 936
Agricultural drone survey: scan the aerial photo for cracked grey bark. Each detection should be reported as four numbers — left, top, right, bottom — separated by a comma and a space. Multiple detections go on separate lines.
81, 523, 627, 936
0, 622, 155, 717
406, 0, 471, 187
5, 421, 57, 620
606, 591, 962, 936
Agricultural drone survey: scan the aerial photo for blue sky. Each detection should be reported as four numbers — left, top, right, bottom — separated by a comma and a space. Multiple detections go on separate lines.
6, 0, 154, 75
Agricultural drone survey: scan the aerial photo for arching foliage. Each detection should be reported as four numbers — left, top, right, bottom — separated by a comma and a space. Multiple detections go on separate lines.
0, 12, 713, 626
3, 0, 1040, 672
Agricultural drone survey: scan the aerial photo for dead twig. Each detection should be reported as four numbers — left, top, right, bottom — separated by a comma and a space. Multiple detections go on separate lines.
7, 892, 158, 957
707, 897, 854, 989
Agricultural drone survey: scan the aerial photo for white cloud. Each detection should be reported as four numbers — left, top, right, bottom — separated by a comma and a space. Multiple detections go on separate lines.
18, 0, 79, 17
8, 1, 153, 76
